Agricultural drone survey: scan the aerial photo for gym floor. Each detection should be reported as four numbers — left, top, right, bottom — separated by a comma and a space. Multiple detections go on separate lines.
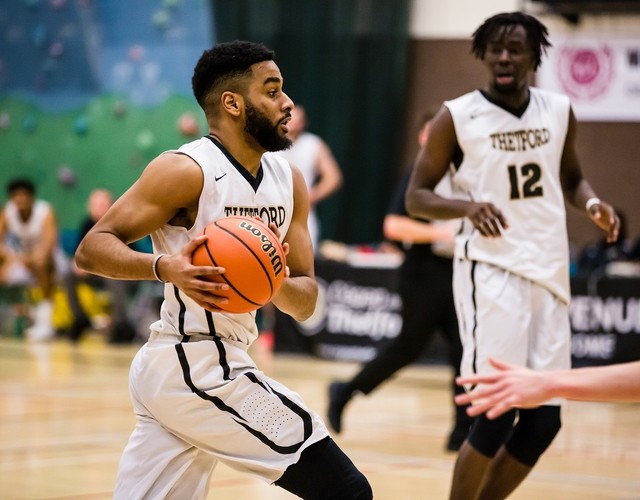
0, 334, 638, 499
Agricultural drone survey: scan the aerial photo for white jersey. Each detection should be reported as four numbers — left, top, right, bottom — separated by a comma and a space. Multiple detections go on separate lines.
277, 132, 322, 248
446, 88, 571, 303
3, 199, 52, 253
149, 136, 294, 345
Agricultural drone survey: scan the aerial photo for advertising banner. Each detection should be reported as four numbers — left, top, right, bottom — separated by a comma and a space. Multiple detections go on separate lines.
275, 260, 640, 367
537, 38, 640, 122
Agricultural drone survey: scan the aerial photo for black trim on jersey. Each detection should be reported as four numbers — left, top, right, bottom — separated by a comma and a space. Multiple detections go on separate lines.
176, 343, 247, 419
212, 336, 232, 381
206, 135, 264, 192
453, 144, 464, 170
479, 89, 530, 118
175, 342, 314, 455
205, 311, 216, 336
244, 371, 313, 440
173, 284, 217, 340
470, 260, 479, 375
173, 286, 188, 341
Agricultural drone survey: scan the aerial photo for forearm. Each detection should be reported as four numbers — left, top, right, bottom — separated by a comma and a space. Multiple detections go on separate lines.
550, 362, 640, 402
565, 179, 598, 212
309, 176, 341, 206
383, 214, 453, 244
405, 189, 470, 221
76, 230, 157, 281
271, 275, 318, 322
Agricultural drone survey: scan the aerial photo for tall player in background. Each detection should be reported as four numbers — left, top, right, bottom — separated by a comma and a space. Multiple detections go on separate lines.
277, 105, 342, 251
327, 113, 473, 452
76, 40, 371, 500
405, 12, 619, 500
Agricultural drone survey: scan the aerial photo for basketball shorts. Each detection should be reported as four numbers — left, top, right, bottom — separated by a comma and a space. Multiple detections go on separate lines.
453, 259, 571, 405
113, 332, 330, 500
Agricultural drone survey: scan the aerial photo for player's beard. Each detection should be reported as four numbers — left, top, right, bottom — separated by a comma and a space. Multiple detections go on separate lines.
244, 100, 292, 152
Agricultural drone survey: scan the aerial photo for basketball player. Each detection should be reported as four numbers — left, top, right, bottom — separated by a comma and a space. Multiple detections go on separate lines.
405, 12, 619, 500
75, 41, 372, 499
455, 357, 640, 419
327, 113, 473, 452
0, 178, 60, 341
277, 105, 342, 251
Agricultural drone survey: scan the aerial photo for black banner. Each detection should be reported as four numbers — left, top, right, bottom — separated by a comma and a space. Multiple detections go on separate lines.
570, 275, 640, 366
275, 260, 640, 367
274, 258, 403, 362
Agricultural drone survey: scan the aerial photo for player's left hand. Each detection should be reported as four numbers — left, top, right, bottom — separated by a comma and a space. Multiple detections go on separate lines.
588, 201, 619, 243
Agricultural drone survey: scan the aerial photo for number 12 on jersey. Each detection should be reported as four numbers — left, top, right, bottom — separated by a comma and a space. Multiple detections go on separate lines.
508, 163, 543, 200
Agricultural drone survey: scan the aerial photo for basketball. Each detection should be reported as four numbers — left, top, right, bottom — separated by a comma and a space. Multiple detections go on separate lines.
191, 216, 286, 314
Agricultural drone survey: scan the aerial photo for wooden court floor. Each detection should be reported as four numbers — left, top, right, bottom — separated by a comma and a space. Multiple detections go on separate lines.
0, 334, 639, 500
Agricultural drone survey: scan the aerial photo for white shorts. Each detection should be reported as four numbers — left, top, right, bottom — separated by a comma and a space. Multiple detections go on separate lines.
453, 259, 571, 403
114, 332, 329, 500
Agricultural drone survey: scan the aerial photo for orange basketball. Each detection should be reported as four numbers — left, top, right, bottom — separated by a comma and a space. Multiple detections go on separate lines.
192, 216, 286, 314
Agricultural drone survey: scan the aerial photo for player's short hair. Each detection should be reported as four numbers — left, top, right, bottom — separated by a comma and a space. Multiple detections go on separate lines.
192, 40, 275, 110
7, 178, 35, 195
471, 12, 551, 69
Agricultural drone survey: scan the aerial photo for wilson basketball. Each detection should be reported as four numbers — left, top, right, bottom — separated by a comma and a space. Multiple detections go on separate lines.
192, 216, 286, 314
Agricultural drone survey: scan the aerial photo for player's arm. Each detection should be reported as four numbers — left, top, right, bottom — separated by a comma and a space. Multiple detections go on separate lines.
270, 166, 318, 322
405, 105, 507, 237
75, 153, 228, 311
308, 141, 342, 206
560, 108, 619, 243
455, 358, 640, 419
383, 214, 453, 245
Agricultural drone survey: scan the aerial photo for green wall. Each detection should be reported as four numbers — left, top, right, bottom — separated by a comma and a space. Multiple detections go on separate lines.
0, 95, 207, 234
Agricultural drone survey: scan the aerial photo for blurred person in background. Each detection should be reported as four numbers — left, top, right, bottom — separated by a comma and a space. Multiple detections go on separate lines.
278, 105, 342, 251
327, 113, 473, 451
65, 188, 139, 343
0, 178, 61, 341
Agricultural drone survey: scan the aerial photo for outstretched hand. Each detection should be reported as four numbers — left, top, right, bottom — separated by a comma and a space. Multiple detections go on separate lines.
454, 358, 551, 419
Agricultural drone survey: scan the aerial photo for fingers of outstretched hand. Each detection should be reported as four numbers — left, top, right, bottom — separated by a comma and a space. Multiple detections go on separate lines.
459, 385, 515, 419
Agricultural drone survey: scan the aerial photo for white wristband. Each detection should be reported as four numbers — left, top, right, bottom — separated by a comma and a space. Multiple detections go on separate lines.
585, 197, 601, 212
152, 254, 168, 283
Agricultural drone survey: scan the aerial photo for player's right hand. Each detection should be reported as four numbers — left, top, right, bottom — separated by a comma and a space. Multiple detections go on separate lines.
466, 202, 508, 238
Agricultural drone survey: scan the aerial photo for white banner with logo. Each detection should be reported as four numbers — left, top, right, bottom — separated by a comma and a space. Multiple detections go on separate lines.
537, 38, 640, 122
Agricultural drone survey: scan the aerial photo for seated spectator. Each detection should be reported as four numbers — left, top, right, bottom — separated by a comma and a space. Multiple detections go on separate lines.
0, 178, 62, 341
65, 189, 138, 343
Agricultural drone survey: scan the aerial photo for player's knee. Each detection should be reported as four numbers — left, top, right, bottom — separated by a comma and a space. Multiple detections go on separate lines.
467, 411, 517, 458
275, 437, 372, 499
506, 406, 562, 466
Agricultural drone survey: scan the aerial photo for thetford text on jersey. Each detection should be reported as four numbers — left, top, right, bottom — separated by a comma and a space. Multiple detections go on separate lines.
490, 128, 550, 151
224, 205, 287, 228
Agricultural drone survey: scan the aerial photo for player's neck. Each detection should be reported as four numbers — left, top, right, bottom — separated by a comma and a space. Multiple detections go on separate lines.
483, 86, 530, 112
208, 131, 263, 176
